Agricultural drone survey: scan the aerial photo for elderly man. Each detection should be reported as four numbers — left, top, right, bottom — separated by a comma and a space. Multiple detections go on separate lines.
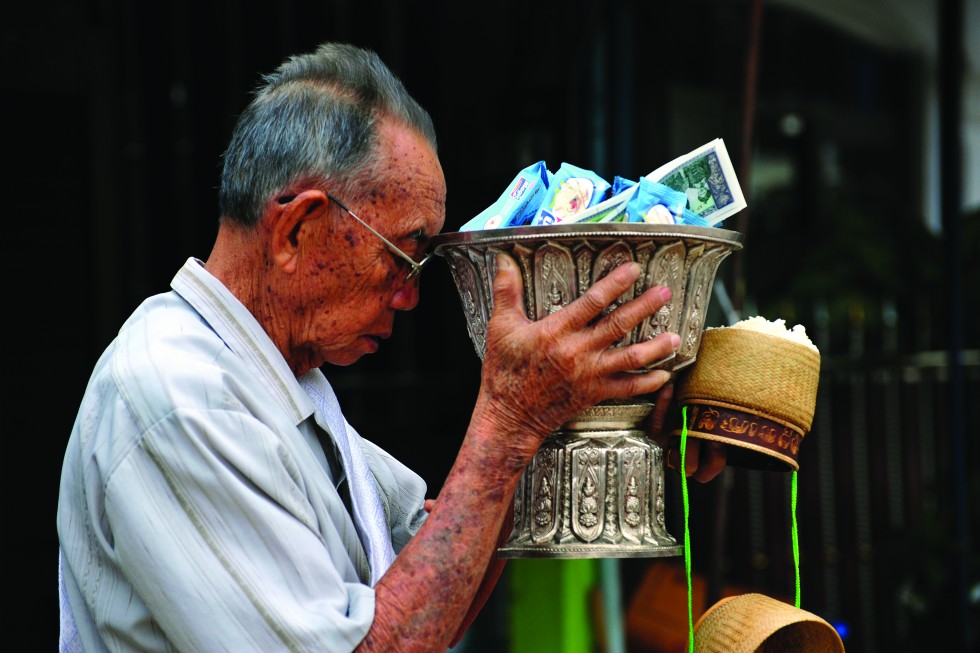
57, 42, 724, 652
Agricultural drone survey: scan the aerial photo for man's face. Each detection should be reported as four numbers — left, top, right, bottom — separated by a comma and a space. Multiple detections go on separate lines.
291, 121, 446, 369
698, 183, 711, 202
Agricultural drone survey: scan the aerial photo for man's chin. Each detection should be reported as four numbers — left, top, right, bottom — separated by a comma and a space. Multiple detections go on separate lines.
322, 340, 378, 367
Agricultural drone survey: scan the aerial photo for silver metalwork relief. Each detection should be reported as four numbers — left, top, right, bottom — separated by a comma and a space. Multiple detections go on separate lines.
432, 224, 742, 558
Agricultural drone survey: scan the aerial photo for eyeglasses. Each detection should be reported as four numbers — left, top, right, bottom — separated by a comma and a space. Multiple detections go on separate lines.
326, 193, 433, 282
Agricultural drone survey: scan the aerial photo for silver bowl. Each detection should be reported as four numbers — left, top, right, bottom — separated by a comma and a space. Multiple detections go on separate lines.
433, 223, 743, 375
433, 223, 743, 558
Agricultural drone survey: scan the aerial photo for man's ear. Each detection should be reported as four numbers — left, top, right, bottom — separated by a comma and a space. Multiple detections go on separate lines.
271, 190, 329, 273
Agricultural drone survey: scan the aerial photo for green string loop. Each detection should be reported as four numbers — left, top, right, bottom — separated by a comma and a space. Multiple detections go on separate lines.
680, 406, 694, 653
681, 406, 804, 652
792, 470, 801, 608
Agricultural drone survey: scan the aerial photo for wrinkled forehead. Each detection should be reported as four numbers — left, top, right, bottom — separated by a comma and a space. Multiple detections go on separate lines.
365, 121, 446, 231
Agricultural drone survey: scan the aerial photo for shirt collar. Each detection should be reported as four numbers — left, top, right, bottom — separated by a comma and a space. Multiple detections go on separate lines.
170, 257, 316, 426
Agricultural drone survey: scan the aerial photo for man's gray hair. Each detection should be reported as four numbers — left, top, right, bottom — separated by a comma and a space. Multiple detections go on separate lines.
218, 42, 437, 226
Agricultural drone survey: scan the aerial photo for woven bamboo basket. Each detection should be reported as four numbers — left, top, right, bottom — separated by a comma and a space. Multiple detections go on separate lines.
674, 327, 821, 471
694, 593, 844, 652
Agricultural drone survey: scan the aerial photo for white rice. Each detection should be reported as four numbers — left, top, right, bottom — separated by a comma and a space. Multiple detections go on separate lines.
722, 315, 819, 352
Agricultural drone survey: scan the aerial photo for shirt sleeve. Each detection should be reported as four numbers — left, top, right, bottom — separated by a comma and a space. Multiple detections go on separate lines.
358, 435, 429, 553
104, 405, 374, 652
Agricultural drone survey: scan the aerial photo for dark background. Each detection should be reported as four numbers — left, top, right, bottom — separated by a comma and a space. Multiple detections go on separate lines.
8, 1, 977, 651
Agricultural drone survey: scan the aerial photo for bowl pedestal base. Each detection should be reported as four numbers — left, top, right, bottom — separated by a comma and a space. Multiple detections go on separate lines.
500, 401, 682, 559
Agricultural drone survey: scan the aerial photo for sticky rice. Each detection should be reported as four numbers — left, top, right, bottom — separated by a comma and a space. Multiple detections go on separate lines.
719, 316, 818, 352
677, 315, 823, 471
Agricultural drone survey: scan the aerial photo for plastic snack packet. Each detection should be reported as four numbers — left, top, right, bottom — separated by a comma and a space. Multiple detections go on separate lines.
569, 184, 638, 223
530, 163, 611, 226
625, 178, 688, 224
610, 175, 638, 197
580, 176, 639, 223
676, 208, 711, 227
459, 161, 552, 231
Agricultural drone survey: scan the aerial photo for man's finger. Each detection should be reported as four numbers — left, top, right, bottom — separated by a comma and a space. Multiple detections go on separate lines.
663, 438, 728, 483
553, 262, 642, 329
647, 383, 675, 437
597, 331, 679, 377
589, 285, 672, 346
489, 252, 526, 320
692, 442, 728, 482
604, 368, 673, 400
664, 437, 700, 476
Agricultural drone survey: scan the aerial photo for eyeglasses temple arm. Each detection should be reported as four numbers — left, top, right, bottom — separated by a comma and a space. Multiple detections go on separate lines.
326, 193, 423, 272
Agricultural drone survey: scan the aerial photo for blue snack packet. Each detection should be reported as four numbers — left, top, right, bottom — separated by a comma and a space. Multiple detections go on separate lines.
580, 180, 638, 223
595, 176, 638, 222
579, 184, 638, 223
611, 175, 637, 197
531, 163, 612, 226
676, 208, 712, 227
460, 161, 552, 231
625, 178, 687, 224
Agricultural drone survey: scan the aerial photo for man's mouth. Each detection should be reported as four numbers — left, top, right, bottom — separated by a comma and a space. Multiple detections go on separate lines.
364, 332, 391, 348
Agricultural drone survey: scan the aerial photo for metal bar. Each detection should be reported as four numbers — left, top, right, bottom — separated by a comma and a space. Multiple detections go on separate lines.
879, 301, 907, 644
600, 558, 626, 653
849, 307, 876, 653
938, 0, 971, 647
814, 302, 840, 619
729, 0, 765, 313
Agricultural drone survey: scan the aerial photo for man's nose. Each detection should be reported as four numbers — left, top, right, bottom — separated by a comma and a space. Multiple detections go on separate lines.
390, 281, 419, 311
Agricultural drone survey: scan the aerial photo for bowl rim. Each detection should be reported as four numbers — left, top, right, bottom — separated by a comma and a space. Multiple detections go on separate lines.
431, 222, 744, 252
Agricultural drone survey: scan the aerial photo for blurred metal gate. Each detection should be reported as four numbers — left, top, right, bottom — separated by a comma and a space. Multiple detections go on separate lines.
695, 301, 979, 653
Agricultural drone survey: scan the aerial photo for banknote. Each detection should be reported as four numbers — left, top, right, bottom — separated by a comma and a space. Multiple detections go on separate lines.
644, 138, 746, 226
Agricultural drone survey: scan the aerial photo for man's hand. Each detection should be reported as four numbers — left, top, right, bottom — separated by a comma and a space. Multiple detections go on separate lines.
472, 252, 680, 470
646, 383, 728, 483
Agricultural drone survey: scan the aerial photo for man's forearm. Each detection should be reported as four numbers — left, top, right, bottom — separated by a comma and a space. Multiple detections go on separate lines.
358, 406, 532, 652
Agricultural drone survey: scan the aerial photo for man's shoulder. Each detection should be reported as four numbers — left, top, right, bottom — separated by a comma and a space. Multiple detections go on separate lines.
116, 291, 227, 373
95, 291, 242, 420
66, 292, 238, 483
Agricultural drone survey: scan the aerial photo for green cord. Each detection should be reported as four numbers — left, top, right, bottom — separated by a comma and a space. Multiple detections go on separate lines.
792, 470, 801, 608
680, 408, 804, 649
680, 406, 694, 653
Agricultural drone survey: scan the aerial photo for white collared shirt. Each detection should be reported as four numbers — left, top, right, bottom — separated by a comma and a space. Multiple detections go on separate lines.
57, 257, 427, 652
